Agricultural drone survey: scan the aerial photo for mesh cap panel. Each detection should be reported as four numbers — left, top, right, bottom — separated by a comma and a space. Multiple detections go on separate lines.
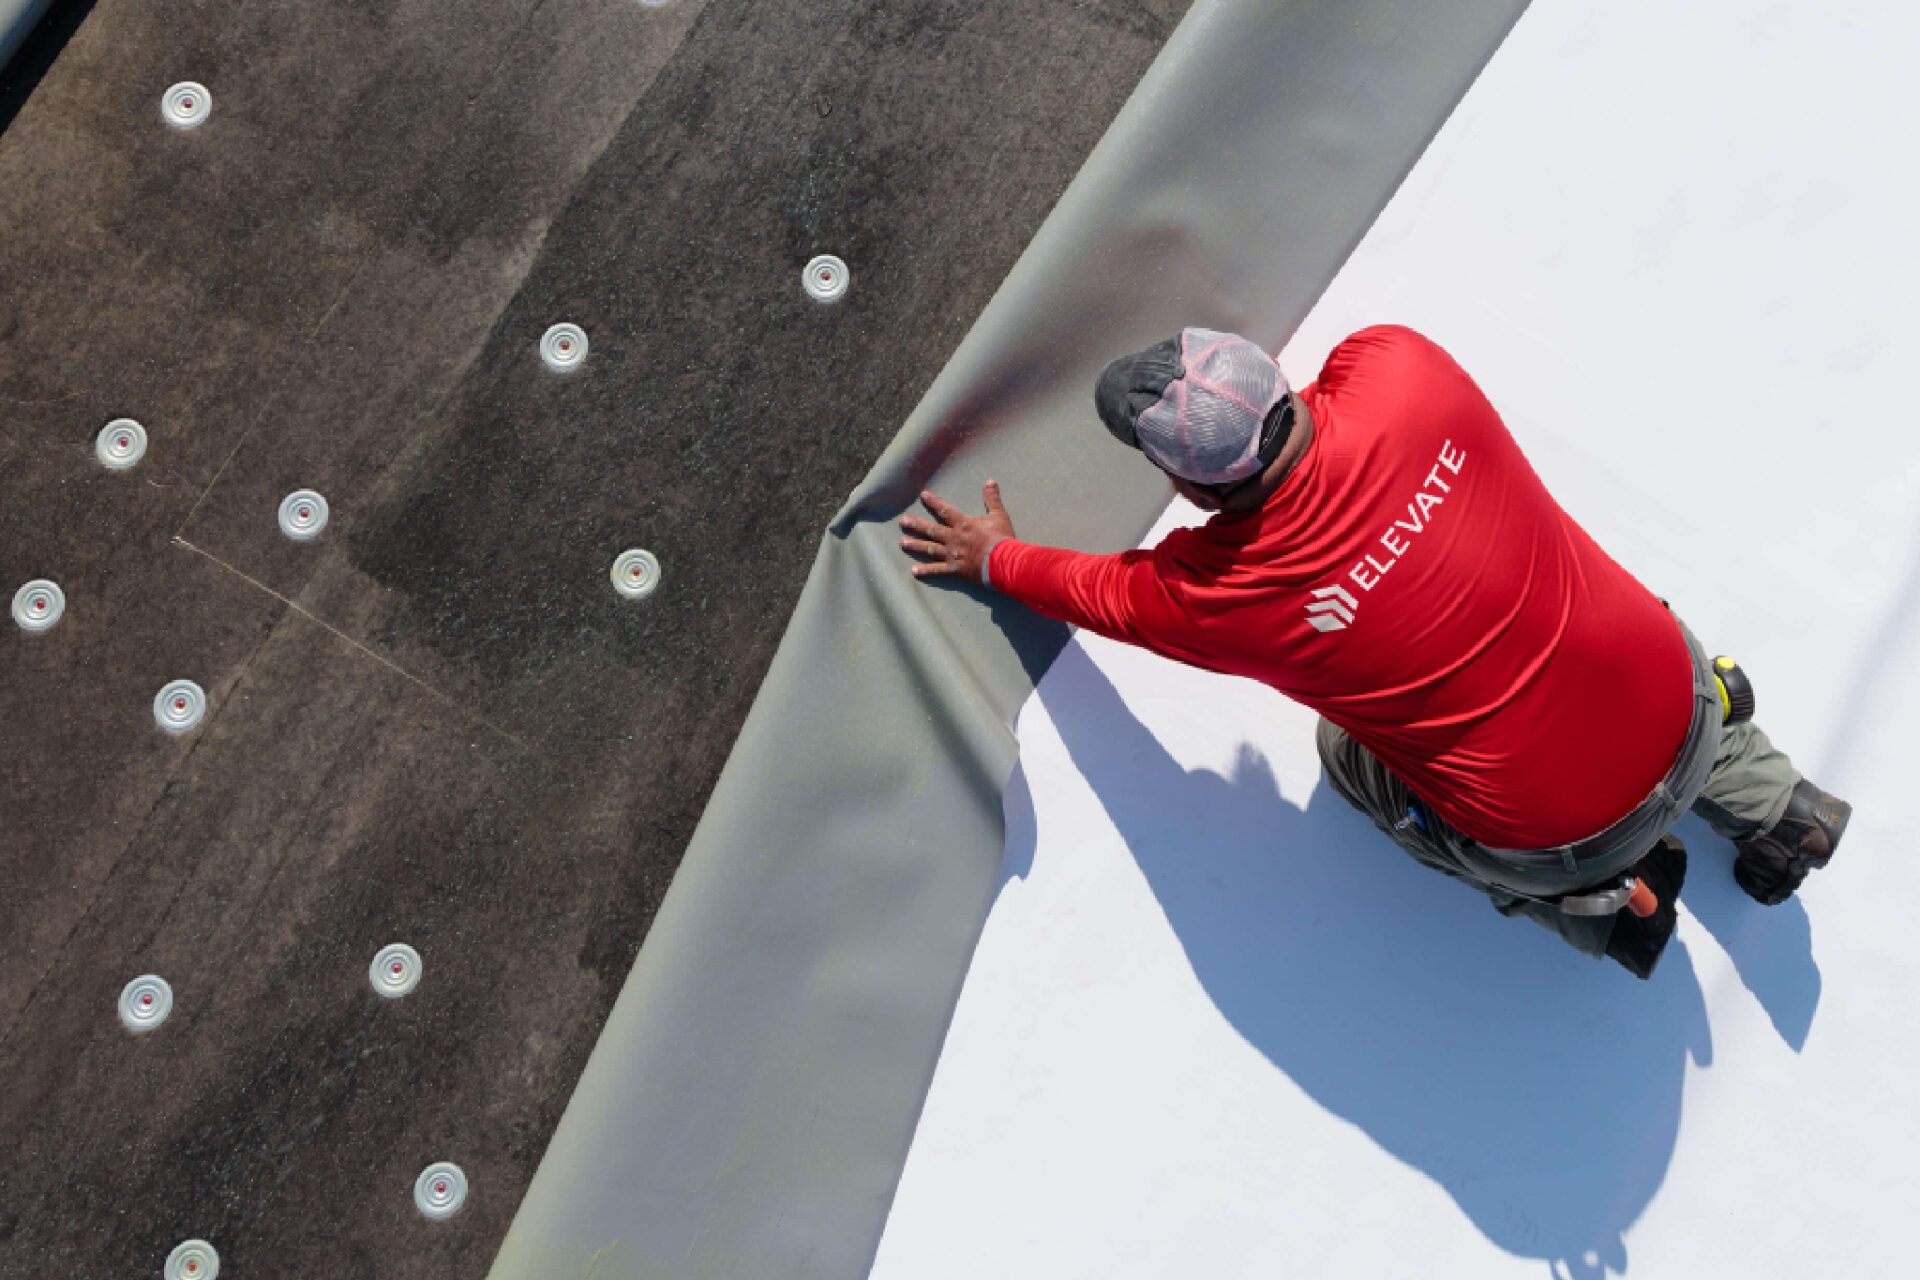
1134, 328, 1289, 485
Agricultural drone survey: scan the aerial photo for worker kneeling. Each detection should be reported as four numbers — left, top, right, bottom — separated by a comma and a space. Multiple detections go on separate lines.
901, 325, 1851, 979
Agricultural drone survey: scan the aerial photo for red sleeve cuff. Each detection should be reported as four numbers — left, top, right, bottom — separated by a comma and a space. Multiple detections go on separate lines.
980, 535, 1013, 590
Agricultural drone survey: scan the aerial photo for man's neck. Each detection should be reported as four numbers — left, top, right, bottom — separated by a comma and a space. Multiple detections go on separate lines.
1223, 393, 1316, 513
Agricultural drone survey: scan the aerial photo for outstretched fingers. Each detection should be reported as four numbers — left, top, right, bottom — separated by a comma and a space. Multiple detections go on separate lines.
919, 489, 965, 525
899, 536, 947, 559
902, 485, 1009, 583
901, 498, 961, 577
899, 512, 949, 542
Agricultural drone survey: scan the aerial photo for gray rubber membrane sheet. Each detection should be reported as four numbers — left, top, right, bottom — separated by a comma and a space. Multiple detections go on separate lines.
489, 2, 1533, 1277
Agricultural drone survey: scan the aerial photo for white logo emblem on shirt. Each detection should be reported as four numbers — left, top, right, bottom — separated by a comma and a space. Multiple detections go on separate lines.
1306, 584, 1358, 632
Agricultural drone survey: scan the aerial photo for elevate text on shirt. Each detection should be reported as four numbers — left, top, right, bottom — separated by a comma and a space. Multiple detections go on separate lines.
1349, 439, 1466, 593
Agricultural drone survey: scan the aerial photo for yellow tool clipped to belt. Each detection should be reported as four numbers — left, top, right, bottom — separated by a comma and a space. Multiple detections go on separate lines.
1713, 656, 1755, 725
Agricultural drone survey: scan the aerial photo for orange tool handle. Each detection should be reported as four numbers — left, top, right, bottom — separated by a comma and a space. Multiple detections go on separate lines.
1626, 877, 1659, 918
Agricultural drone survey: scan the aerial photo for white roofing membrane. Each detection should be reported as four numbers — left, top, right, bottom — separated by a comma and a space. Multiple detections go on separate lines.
871, 2, 1920, 1277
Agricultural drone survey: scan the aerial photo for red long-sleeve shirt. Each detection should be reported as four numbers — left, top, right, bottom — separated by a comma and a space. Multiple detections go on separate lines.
990, 325, 1692, 850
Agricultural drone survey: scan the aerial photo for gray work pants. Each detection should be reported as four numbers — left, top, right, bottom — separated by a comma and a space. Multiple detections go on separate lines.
1314, 609, 1802, 957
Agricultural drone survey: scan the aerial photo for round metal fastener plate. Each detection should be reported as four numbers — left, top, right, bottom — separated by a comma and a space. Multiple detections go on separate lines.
164, 1239, 219, 1280
610, 549, 661, 599
415, 1161, 468, 1219
278, 489, 329, 541
162, 83, 211, 129
802, 254, 849, 302
154, 680, 207, 734
119, 974, 174, 1033
12, 579, 64, 632
97, 418, 148, 469
540, 323, 588, 372
370, 943, 422, 998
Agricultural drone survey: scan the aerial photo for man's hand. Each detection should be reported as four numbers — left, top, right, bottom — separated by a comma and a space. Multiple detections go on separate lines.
900, 481, 1016, 585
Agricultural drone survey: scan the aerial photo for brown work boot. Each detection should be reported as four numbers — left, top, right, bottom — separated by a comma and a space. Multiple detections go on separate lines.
1732, 779, 1852, 906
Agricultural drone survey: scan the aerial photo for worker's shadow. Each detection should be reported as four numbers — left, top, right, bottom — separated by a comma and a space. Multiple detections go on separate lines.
1006, 638, 1819, 1280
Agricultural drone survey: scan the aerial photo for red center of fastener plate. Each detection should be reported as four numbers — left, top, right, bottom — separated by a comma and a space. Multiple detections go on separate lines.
392, 962, 403, 974
117, 436, 129, 448
141, 994, 153, 1006
175, 698, 187, 710
33, 597, 46, 610
436, 1181, 447, 1193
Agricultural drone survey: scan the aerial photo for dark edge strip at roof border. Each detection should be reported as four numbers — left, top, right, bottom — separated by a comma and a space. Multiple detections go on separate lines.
2, 0, 97, 141
0, 0, 51, 67
487, 2, 1534, 1277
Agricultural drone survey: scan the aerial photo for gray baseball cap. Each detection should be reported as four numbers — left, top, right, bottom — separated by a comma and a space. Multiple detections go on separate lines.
1094, 327, 1293, 485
